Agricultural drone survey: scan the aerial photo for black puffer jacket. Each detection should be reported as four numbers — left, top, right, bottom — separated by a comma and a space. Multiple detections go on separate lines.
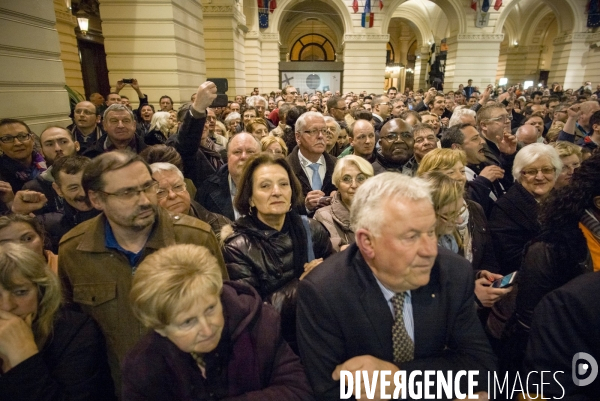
222, 214, 332, 352
222, 215, 332, 299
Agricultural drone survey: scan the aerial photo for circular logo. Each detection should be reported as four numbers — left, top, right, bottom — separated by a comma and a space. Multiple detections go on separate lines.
306, 74, 321, 90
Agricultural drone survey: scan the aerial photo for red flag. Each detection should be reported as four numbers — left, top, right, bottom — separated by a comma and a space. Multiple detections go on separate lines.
257, 0, 265, 8
379, 0, 383, 10
269, 0, 277, 13
352, 0, 359, 13
471, 0, 477, 10
493, 0, 502, 10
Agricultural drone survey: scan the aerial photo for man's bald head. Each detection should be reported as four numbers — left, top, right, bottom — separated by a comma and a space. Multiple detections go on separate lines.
515, 124, 539, 146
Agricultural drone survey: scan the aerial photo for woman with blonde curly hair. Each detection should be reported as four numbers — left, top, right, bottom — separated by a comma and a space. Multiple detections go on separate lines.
0, 243, 114, 400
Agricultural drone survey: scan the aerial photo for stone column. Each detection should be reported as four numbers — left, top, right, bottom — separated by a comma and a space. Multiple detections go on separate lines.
99, 0, 205, 108
548, 33, 590, 89
53, 0, 85, 97
413, 46, 430, 91
244, 31, 261, 94
203, 3, 247, 97
502, 45, 543, 85
259, 33, 281, 93
444, 33, 504, 91
0, 0, 71, 132
343, 34, 389, 94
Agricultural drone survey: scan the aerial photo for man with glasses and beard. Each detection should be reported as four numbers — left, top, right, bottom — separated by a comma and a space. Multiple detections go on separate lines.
58, 150, 227, 395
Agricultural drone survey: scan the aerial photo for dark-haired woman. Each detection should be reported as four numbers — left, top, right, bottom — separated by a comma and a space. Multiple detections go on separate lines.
222, 153, 332, 350
501, 152, 600, 374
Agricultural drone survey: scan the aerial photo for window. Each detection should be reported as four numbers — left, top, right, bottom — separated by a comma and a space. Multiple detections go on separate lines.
290, 34, 335, 61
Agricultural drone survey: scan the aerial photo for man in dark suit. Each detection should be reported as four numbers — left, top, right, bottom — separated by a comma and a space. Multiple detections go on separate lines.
297, 173, 496, 400
286, 111, 337, 213
196, 132, 260, 221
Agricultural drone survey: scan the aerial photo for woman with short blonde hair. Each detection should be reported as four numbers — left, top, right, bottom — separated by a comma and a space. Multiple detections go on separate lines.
314, 155, 374, 251
417, 148, 467, 186
129, 244, 223, 330
123, 244, 314, 400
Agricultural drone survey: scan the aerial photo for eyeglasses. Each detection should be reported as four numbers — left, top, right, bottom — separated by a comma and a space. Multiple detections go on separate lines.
302, 128, 328, 137
378, 102, 390, 106
381, 132, 413, 142
98, 181, 158, 201
340, 174, 368, 185
520, 167, 556, 178
156, 183, 187, 199
0, 133, 32, 144
74, 109, 96, 116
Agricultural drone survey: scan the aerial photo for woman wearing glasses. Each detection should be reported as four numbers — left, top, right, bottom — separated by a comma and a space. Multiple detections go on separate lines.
504, 152, 600, 376
489, 143, 562, 276
313, 155, 374, 252
486, 144, 561, 352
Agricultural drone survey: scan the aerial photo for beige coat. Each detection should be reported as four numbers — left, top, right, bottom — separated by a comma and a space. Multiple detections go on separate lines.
313, 192, 355, 252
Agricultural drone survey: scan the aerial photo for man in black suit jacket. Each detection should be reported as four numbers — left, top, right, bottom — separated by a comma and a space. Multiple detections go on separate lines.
297, 173, 496, 400
197, 132, 260, 221
286, 111, 337, 213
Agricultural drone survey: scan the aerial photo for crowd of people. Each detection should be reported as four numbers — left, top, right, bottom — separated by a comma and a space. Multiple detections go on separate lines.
0, 76, 599, 400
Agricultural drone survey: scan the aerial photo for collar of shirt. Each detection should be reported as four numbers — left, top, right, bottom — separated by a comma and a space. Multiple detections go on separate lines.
297, 148, 325, 168
104, 219, 147, 268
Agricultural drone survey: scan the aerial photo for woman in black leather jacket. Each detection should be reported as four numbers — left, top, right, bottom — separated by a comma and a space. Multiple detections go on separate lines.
222, 153, 332, 350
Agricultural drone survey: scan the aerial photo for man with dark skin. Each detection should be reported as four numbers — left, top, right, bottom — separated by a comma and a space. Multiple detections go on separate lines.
372, 118, 418, 176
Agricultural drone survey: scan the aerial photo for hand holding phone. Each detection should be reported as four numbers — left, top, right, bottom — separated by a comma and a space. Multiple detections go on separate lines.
492, 271, 518, 288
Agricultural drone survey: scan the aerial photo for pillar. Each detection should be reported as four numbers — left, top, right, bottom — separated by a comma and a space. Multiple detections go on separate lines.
413, 46, 429, 91
343, 34, 389, 94
259, 33, 281, 93
0, 0, 71, 132
53, 0, 85, 97
548, 33, 590, 90
245, 31, 262, 94
444, 33, 503, 91
99, 0, 206, 108
502, 45, 543, 85
203, 2, 247, 97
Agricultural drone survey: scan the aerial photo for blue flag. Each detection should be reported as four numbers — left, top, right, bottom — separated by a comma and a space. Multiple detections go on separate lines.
482, 0, 490, 12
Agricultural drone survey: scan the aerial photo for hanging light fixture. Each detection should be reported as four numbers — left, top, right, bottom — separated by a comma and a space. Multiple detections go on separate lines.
76, 10, 89, 36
